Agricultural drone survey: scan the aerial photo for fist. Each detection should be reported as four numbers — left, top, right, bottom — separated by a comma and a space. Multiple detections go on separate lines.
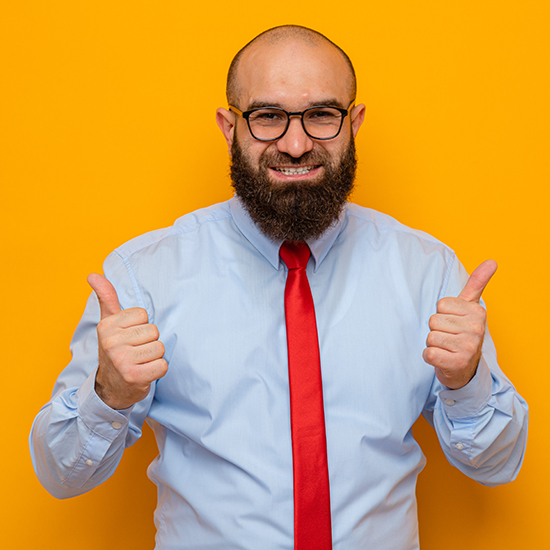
422, 260, 497, 389
88, 273, 168, 410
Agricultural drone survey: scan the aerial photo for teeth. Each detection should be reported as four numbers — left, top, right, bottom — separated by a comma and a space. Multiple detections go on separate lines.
275, 166, 314, 175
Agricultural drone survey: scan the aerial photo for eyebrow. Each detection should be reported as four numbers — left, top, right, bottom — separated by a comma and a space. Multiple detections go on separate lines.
246, 98, 347, 111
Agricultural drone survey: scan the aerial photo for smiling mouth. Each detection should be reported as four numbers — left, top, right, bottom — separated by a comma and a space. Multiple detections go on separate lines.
271, 165, 320, 176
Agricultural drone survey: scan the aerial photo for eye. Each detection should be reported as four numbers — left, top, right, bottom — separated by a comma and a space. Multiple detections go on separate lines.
305, 107, 342, 126
250, 109, 286, 123
307, 109, 340, 120
258, 112, 281, 120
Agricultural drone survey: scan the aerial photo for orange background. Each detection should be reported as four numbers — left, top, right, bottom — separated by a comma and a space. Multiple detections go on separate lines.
1, 1, 548, 548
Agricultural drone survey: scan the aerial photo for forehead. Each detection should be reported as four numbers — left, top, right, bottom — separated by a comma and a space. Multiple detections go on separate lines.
235, 40, 352, 110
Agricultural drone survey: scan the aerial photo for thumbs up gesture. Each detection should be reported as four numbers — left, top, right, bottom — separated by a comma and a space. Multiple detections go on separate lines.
87, 273, 168, 410
422, 260, 498, 389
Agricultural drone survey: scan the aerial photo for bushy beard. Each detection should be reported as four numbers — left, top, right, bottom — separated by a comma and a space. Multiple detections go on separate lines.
230, 136, 357, 242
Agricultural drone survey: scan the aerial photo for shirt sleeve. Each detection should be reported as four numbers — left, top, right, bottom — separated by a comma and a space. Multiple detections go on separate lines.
29, 251, 155, 499
423, 255, 529, 487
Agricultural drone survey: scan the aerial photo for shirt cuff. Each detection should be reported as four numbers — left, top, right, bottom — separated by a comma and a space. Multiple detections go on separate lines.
76, 369, 134, 439
438, 356, 493, 419
61, 371, 134, 488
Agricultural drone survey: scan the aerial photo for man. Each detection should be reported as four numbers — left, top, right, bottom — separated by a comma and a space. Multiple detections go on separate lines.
31, 25, 528, 550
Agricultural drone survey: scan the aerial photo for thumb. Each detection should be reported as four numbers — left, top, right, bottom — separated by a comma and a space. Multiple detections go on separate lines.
458, 259, 498, 303
87, 273, 122, 319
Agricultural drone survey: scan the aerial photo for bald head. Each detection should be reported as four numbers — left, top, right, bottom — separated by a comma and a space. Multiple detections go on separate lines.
226, 25, 357, 107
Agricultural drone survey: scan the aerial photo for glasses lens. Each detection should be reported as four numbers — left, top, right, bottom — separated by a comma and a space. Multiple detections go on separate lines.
248, 109, 288, 140
303, 107, 343, 139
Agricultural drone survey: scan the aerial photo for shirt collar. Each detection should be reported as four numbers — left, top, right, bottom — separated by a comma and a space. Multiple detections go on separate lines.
230, 196, 347, 272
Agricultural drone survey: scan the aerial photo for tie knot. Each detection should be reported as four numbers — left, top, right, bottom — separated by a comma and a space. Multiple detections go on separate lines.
280, 241, 311, 270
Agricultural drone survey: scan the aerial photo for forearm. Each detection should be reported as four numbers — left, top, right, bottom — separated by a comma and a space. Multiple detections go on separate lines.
430, 354, 528, 486
30, 370, 147, 498
30, 253, 157, 497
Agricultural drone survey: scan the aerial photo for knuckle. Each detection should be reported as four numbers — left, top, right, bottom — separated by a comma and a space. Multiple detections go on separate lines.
153, 359, 169, 379
96, 318, 111, 336
135, 307, 149, 324
472, 303, 486, 317
123, 307, 148, 325
428, 314, 438, 330
151, 324, 160, 340
471, 322, 485, 337
156, 340, 165, 356
142, 323, 160, 341
101, 334, 119, 352
437, 297, 454, 312
424, 347, 438, 363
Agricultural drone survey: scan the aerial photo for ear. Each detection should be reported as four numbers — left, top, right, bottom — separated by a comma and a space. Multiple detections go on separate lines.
216, 108, 236, 155
350, 103, 366, 137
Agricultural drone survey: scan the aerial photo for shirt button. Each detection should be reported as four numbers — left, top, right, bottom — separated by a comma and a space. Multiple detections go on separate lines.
455, 443, 464, 451
444, 399, 456, 406
85, 459, 93, 466
111, 421, 122, 430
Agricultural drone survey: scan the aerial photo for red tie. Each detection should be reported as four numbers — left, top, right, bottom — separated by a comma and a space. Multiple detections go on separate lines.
280, 241, 332, 550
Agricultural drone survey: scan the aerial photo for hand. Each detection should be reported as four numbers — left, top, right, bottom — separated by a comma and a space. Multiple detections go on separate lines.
87, 273, 168, 410
422, 260, 498, 389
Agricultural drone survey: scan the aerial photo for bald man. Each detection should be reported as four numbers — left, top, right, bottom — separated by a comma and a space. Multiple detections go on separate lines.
31, 26, 528, 550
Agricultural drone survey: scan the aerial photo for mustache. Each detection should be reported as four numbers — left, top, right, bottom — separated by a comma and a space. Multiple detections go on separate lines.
259, 149, 330, 167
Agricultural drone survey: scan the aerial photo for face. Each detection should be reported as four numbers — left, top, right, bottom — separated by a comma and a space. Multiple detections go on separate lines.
230, 127, 358, 241
217, 38, 366, 241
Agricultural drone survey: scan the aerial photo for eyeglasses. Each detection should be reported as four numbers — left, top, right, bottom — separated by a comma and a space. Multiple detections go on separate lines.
229, 100, 355, 142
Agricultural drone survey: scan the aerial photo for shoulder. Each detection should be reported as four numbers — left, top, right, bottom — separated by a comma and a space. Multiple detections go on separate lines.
344, 202, 455, 256
345, 203, 446, 246
343, 202, 458, 283
111, 200, 233, 261
101, 200, 235, 312
342, 203, 462, 301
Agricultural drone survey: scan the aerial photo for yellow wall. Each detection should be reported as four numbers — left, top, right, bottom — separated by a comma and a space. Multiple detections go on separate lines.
2, 1, 547, 548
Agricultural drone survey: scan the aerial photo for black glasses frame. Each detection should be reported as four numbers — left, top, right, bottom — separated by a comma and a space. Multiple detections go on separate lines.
229, 100, 355, 142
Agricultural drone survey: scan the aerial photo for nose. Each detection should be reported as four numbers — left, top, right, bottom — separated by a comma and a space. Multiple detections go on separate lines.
276, 116, 314, 158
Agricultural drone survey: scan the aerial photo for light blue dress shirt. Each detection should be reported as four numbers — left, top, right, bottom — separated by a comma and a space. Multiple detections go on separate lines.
30, 198, 528, 550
